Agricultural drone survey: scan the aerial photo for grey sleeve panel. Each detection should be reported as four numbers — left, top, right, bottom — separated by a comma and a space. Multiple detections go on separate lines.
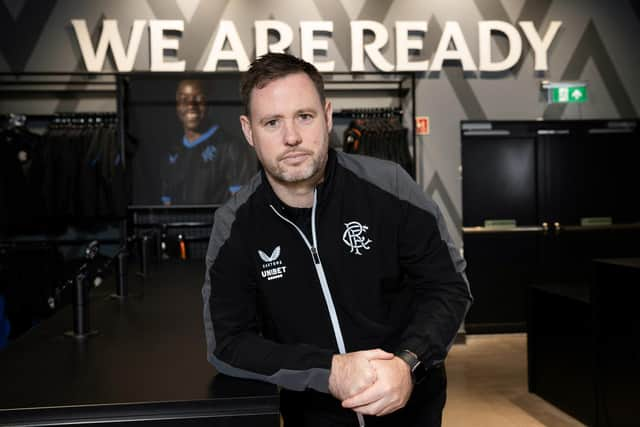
208, 353, 331, 393
336, 152, 473, 345
202, 173, 332, 393
201, 173, 262, 379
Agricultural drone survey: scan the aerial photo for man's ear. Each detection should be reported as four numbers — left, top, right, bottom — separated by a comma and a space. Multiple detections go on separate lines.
240, 115, 254, 147
324, 100, 333, 132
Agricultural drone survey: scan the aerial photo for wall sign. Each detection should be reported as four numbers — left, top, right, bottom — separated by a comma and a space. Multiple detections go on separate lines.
416, 117, 430, 135
542, 81, 588, 104
552, 86, 587, 103
70, 19, 562, 73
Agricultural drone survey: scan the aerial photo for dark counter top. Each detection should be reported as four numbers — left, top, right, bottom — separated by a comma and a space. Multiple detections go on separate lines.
529, 282, 591, 304
0, 260, 279, 425
593, 257, 640, 269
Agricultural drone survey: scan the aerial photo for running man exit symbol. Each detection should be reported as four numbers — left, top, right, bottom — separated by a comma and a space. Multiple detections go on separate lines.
551, 86, 587, 103
416, 116, 430, 135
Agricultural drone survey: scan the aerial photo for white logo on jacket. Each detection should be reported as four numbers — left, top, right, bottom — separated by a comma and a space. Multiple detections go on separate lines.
342, 221, 373, 255
258, 246, 280, 263
258, 246, 287, 281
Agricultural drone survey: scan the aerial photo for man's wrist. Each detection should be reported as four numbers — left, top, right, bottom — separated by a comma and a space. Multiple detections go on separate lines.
393, 354, 412, 379
328, 354, 339, 395
394, 349, 427, 384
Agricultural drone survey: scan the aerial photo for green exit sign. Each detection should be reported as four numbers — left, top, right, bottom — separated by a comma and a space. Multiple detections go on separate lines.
550, 85, 588, 103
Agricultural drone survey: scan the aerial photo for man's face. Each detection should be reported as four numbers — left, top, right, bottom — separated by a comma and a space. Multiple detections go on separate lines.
240, 73, 332, 185
176, 81, 206, 132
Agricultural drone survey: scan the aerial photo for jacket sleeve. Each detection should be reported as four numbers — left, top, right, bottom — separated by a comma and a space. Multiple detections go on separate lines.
202, 199, 335, 393
393, 164, 473, 369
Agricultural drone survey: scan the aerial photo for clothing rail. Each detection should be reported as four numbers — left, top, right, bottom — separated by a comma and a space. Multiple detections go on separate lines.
180, 236, 210, 243
1, 113, 118, 131
333, 107, 403, 118
0, 74, 117, 94
1, 112, 118, 122
0, 80, 116, 86
0, 238, 122, 249
134, 221, 213, 229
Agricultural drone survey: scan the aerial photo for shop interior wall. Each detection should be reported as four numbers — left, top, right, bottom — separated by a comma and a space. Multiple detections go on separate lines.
1, 0, 639, 250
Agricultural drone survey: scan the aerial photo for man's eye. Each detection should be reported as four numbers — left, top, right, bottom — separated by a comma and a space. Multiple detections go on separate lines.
177, 95, 205, 105
265, 120, 278, 127
299, 113, 313, 121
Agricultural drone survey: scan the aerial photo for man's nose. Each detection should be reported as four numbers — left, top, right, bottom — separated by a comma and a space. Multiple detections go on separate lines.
283, 121, 302, 146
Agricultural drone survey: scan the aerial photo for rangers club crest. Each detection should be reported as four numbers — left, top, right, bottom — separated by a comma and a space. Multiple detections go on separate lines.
342, 221, 373, 255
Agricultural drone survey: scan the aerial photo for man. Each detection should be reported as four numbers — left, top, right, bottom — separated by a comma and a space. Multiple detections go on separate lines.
161, 79, 255, 205
202, 53, 472, 426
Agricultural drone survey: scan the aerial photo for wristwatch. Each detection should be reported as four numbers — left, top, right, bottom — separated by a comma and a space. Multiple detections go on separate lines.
395, 349, 428, 384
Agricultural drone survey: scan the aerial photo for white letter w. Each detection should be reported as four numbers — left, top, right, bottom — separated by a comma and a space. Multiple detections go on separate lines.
71, 19, 145, 72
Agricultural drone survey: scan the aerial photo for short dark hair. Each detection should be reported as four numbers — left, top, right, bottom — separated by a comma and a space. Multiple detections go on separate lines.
240, 53, 326, 117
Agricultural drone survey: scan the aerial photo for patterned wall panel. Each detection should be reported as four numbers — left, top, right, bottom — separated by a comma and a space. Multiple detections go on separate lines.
1, 0, 639, 246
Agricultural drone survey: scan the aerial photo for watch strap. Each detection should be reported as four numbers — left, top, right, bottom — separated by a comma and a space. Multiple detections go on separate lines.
395, 349, 428, 385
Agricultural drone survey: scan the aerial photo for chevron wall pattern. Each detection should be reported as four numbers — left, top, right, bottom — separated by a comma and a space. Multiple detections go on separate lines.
1, 0, 639, 247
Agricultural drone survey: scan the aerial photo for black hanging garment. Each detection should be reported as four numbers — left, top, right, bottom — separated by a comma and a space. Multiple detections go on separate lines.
343, 113, 413, 176
0, 125, 45, 236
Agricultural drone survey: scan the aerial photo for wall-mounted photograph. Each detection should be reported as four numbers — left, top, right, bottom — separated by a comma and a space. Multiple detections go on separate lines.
126, 73, 257, 207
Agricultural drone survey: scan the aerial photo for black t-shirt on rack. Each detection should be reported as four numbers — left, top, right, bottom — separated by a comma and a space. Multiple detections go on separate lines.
0, 127, 44, 235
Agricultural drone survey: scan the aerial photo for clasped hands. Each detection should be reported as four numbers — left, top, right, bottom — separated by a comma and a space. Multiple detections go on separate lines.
328, 349, 413, 417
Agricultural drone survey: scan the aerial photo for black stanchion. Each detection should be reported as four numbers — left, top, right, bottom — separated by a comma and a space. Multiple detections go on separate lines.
112, 250, 128, 299
73, 273, 89, 336
64, 241, 100, 339
138, 234, 150, 279
64, 272, 97, 339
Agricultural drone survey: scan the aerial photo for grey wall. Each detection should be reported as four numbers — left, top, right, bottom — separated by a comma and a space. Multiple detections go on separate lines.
2, 0, 639, 247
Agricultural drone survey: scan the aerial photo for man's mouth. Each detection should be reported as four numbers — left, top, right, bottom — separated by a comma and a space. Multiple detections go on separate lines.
281, 151, 311, 163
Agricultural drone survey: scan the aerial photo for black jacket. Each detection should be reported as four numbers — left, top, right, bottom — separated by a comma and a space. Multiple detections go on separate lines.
202, 149, 472, 394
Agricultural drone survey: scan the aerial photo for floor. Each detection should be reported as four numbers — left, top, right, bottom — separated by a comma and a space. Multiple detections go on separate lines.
443, 333, 585, 427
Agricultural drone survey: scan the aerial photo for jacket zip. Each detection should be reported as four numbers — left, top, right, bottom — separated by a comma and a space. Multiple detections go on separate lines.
269, 189, 365, 427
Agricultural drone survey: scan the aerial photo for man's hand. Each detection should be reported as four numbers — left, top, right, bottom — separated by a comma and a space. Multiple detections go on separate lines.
341, 356, 413, 416
328, 349, 394, 401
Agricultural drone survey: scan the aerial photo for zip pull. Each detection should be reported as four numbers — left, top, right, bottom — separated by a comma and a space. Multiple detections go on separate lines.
310, 246, 321, 265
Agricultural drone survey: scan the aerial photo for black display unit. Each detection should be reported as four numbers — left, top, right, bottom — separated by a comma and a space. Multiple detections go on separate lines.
528, 258, 640, 426
0, 260, 280, 426
538, 127, 640, 225
461, 119, 640, 333
462, 135, 538, 227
